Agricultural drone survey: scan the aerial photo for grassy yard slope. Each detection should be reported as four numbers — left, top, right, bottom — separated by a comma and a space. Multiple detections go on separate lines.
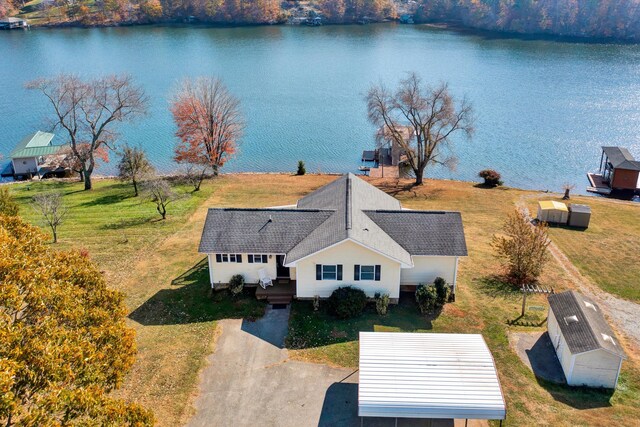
9, 174, 335, 427
289, 178, 640, 427
9, 175, 640, 427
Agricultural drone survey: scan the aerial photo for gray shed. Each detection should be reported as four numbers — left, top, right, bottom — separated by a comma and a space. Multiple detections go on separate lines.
568, 204, 591, 228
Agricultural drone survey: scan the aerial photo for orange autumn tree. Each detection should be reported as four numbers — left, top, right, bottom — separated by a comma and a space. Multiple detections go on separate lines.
0, 215, 154, 426
171, 77, 244, 191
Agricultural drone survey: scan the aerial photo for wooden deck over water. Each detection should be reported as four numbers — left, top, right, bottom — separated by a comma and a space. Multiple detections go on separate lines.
586, 173, 612, 195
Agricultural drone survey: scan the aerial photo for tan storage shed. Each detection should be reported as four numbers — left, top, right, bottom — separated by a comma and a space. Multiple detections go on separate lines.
568, 204, 591, 228
537, 201, 569, 224
548, 291, 626, 389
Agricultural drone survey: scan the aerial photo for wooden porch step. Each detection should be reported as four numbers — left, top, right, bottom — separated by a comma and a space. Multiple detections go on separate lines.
267, 296, 293, 305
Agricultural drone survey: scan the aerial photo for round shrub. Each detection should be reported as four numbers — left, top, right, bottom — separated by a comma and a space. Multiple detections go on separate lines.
416, 284, 438, 314
297, 160, 306, 176
229, 274, 245, 297
478, 169, 503, 187
327, 286, 367, 319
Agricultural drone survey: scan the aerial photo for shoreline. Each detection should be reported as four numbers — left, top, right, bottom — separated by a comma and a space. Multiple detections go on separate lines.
4, 171, 631, 202
10, 19, 639, 45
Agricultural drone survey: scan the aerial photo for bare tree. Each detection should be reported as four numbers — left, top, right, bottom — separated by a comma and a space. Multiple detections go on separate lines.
26, 74, 148, 191
117, 145, 155, 196
181, 163, 209, 192
171, 77, 244, 176
143, 178, 178, 220
32, 193, 68, 243
562, 183, 576, 200
366, 72, 474, 186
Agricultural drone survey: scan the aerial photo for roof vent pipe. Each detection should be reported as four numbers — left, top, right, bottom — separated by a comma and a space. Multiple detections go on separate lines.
268, 215, 273, 222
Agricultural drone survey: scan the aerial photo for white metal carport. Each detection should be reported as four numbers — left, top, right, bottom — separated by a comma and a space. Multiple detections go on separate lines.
358, 332, 506, 424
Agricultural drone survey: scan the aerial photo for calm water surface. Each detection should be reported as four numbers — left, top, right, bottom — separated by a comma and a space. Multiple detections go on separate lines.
1, 24, 640, 192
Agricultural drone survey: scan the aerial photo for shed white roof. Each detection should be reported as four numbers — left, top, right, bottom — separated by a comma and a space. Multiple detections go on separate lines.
358, 332, 506, 420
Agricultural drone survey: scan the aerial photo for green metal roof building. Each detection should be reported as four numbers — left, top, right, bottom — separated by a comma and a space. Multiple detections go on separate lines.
9, 131, 69, 178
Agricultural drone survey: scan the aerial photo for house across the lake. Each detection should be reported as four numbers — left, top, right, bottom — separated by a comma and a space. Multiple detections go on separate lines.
198, 173, 467, 304
8, 131, 70, 179
0, 17, 28, 30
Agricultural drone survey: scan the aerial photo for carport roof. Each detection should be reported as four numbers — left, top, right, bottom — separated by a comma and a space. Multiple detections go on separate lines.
358, 332, 506, 421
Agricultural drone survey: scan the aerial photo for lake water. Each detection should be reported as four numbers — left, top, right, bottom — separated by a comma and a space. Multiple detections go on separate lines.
1, 24, 640, 192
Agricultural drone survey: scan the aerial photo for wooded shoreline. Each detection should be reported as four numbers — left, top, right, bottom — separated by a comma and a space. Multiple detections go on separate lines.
16, 20, 640, 44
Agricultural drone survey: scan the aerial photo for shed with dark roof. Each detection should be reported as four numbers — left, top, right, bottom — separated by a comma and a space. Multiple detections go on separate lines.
547, 291, 626, 389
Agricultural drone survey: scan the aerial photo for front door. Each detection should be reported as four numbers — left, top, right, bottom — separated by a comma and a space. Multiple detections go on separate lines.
276, 255, 289, 278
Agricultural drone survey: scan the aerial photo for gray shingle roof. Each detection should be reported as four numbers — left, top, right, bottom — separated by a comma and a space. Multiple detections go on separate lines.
288, 173, 412, 265
364, 210, 468, 256
199, 174, 467, 266
198, 208, 333, 254
548, 291, 626, 358
602, 146, 640, 171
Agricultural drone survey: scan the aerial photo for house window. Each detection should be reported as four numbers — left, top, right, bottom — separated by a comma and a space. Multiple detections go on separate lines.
248, 254, 268, 263
316, 264, 343, 280
354, 265, 381, 281
215, 253, 242, 263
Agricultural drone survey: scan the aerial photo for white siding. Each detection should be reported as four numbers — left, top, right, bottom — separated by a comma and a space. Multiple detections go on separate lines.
570, 350, 621, 388
548, 308, 623, 389
295, 240, 401, 299
12, 157, 38, 175
359, 332, 506, 420
207, 253, 278, 286
400, 256, 457, 287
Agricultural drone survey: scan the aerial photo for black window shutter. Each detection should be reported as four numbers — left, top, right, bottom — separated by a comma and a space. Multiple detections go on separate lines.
248, 255, 253, 263
375, 265, 381, 281
237, 254, 242, 263
215, 254, 222, 263
354, 265, 360, 281
262, 255, 268, 263
337, 265, 343, 280
316, 265, 322, 280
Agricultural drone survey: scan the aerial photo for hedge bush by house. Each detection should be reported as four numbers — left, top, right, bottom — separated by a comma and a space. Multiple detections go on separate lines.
327, 286, 367, 319
229, 274, 245, 297
375, 292, 390, 315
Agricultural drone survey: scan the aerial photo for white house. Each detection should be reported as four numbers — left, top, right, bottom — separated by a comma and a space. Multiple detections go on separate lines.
198, 173, 467, 302
547, 291, 626, 389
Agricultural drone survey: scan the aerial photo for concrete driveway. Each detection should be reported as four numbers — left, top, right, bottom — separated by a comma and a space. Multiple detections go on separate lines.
188, 307, 488, 427
187, 306, 359, 427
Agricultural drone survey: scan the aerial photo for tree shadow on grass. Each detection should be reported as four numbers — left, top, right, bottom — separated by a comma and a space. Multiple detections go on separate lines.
128, 258, 266, 326
476, 275, 521, 301
100, 217, 157, 230
79, 190, 133, 207
286, 292, 436, 350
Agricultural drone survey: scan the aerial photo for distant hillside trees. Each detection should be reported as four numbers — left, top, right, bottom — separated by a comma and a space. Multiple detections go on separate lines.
415, 0, 640, 40
27, 74, 148, 191
319, 0, 396, 22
